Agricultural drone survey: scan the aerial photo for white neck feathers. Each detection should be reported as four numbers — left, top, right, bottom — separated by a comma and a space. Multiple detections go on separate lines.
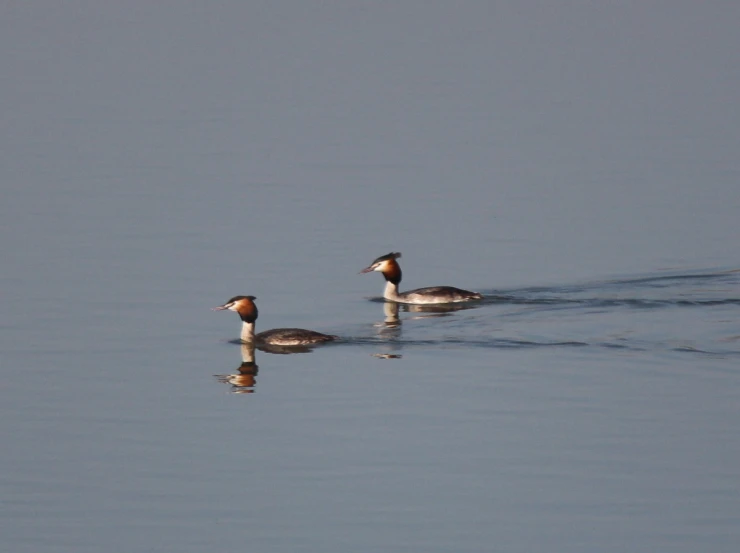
240, 321, 256, 343
383, 281, 401, 301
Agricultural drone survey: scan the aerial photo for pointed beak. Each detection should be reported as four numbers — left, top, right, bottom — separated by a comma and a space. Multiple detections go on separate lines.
212, 305, 229, 311
359, 265, 375, 274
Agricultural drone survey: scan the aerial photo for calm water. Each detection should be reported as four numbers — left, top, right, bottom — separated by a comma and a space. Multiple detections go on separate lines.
2, 3, 740, 552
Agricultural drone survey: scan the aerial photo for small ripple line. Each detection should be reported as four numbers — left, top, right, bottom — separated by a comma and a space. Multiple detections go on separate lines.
482, 296, 740, 309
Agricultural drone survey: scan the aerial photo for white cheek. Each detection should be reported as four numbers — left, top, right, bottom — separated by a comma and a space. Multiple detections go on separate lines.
227, 304, 238, 311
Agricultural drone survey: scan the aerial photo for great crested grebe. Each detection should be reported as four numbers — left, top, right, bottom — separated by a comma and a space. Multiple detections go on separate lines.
360, 252, 483, 304
213, 296, 337, 346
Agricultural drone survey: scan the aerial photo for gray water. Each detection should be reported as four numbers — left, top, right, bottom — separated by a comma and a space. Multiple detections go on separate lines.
2, 3, 740, 552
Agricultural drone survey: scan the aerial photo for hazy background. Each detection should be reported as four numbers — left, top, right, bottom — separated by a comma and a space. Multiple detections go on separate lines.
2, 2, 739, 552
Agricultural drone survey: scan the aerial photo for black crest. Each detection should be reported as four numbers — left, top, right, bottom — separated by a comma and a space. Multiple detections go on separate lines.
372, 252, 402, 264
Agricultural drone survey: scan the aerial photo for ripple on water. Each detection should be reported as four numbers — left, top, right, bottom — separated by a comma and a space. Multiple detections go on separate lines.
357, 269, 740, 358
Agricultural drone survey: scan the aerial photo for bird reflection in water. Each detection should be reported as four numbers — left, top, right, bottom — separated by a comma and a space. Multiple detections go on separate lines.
214, 343, 259, 394
373, 302, 403, 359
403, 301, 479, 317
375, 301, 401, 329
375, 299, 479, 329
372, 300, 484, 359
214, 339, 321, 394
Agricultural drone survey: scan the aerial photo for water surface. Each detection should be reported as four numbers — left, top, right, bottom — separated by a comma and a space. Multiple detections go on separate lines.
2, 3, 740, 552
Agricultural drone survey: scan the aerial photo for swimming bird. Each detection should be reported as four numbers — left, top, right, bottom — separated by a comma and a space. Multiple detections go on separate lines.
360, 252, 483, 304
213, 295, 337, 346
